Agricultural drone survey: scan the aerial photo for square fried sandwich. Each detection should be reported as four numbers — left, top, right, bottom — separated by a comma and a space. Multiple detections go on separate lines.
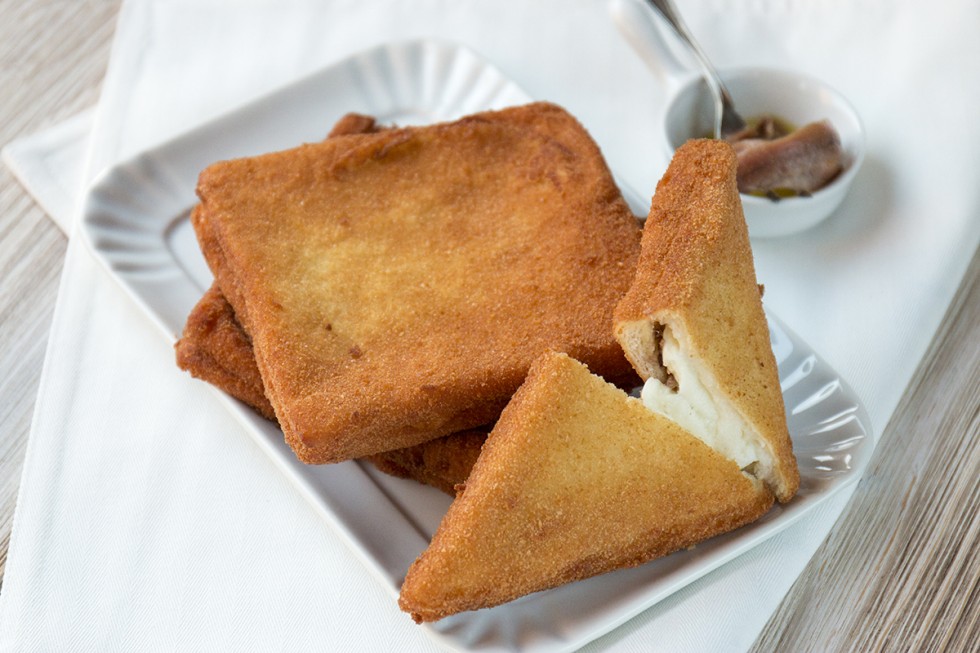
190, 102, 641, 464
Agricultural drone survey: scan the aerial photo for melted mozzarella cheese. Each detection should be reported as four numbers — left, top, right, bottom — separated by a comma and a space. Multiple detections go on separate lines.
640, 326, 759, 470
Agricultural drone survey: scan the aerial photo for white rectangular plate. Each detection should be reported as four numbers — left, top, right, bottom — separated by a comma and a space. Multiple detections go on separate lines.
81, 39, 873, 653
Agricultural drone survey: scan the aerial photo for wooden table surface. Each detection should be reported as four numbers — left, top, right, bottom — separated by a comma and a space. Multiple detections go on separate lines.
1, 2, 977, 650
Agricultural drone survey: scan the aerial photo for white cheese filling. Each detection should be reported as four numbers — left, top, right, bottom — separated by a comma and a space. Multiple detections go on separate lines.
640, 325, 760, 471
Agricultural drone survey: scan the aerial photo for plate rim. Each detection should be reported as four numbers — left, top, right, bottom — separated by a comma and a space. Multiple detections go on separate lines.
79, 37, 875, 653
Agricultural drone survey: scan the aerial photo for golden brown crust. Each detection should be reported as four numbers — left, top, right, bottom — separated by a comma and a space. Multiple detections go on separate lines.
366, 429, 487, 496
177, 113, 489, 493
177, 113, 381, 422
175, 284, 277, 420
174, 280, 640, 495
194, 102, 641, 463
326, 112, 380, 138
174, 282, 638, 495
176, 288, 487, 494
398, 351, 774, 622
613, 139, 799, 502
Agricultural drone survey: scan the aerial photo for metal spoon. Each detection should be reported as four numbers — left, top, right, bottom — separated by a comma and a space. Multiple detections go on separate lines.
643, 0, 746, 138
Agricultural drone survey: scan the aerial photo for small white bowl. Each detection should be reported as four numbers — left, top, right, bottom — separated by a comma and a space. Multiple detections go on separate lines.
663, 67, 865, 238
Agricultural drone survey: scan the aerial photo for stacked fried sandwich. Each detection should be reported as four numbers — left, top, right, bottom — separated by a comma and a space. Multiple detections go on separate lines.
176, 102, 798, 622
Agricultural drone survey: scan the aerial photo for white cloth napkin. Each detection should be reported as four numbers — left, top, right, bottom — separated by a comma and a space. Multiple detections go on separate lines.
2, 0, 978, 651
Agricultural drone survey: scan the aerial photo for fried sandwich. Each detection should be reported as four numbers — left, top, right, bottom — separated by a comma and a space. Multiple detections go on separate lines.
614, 139, 798, 502
398, 352, 775, 622
190, 102, 642, 464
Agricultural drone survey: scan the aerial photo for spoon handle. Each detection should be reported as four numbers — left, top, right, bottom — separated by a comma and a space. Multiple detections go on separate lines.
643, 0, 746, 137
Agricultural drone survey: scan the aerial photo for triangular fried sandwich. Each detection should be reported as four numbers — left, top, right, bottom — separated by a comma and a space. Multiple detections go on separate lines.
398, 352, 774, 622
614, 139, 799, 502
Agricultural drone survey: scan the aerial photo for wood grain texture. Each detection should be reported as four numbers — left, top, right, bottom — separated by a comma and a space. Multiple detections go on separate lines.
0, 0, 120, 584
0, 2, 977, 650
751, 251, 979, 653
